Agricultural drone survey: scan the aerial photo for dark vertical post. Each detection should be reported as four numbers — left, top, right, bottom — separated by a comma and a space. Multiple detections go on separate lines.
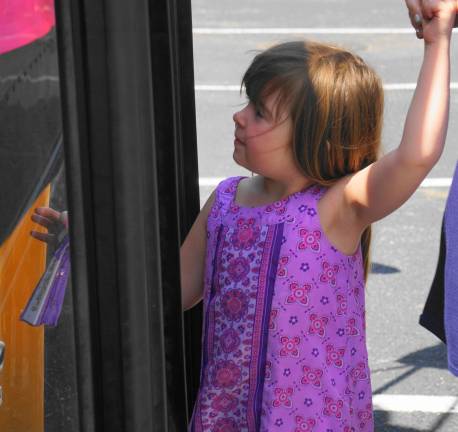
150, 0, 203, 418
54, 0, 199, 429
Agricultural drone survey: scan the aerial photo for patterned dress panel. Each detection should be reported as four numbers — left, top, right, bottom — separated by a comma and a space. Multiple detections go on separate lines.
190, 207, 284, 431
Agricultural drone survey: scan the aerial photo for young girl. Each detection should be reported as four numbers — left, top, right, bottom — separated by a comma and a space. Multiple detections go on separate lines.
181, 1, 456, 431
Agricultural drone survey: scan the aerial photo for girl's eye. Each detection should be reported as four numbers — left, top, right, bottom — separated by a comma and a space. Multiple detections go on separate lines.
255, 107, 264, 118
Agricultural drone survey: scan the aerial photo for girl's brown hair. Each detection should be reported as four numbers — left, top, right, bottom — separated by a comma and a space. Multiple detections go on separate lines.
241, 40, 384, 281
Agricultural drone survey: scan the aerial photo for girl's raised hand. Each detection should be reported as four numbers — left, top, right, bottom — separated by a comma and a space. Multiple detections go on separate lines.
30, 207, 68, 245
408, 0, 457, 43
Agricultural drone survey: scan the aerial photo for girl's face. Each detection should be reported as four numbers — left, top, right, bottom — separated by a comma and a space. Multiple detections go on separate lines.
232, 94, 298, 178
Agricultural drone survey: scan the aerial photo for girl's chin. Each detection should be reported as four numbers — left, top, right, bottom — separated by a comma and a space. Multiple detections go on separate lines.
232, 152, 249, 170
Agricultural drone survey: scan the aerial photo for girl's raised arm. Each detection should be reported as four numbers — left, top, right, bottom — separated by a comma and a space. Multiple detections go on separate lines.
180, 190, 215, 311
342, 0, 456, 231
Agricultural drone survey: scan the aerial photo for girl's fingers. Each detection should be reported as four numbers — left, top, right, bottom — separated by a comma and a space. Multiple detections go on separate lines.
35, 207, 61, 222
31, 213, 56, 229
34, 207, 69, 229
30, 230, 56, 244
31, 207, 68, 244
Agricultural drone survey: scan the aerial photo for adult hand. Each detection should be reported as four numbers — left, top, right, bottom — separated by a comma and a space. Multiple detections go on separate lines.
30, 207, 69, 246
406, 0, 458, 39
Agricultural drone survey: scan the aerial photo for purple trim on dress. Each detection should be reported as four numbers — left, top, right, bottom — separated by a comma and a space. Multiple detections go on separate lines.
247, 223, 284, 430
204, 225, 227, 371
190, 224, 226, 432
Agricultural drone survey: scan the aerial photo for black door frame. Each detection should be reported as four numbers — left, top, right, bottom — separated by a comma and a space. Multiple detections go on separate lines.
54, 0, 201, 429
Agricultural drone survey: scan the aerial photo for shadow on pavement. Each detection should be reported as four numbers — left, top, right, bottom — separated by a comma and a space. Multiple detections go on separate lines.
375, 411, 424, 431
374, 343, 454, 431
398, 342, 448, 369
370, 262, 401, 274
374, 343, 448, 395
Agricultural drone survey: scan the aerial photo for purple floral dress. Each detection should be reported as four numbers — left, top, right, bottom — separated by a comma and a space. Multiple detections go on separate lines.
189, 176, 373, 432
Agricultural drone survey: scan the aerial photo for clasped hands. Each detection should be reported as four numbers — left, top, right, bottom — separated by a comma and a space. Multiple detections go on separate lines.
405, 0, 458, 41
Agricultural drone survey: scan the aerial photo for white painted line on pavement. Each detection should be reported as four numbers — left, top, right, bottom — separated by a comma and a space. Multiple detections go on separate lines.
196, 85, 240, 92
199, 177, 225, 186
195, 84, 458, 92
422, 178, 452, 187
193, 27, 458, 35
385, 83, 458, 91
373, 394, 458, 414
199, 177, 452, 188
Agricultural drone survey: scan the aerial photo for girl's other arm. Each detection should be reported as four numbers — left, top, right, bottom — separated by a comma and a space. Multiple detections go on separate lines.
180, 190, 216, 311
343, 1, 455, 231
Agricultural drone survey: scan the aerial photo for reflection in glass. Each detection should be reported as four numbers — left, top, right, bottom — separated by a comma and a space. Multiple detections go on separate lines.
0, 1, 77, 431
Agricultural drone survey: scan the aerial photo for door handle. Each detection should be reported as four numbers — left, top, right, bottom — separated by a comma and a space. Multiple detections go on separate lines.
0, 341, 5, 371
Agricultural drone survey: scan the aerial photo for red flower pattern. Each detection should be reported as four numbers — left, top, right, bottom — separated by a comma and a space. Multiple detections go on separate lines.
295, 416, 316, 432
297, 229, 321, 252
301, 366, 323, 388
265, 198, 289, 215
350, 362, 368, 384
221, 289, 248, 321
280, 336, 301, 357
220, 328, 240, 353
211, 417, 239, 432
231, 218, 260, 250
272, 387, 294, 408
212, 360, 242, 389
320, 261, 339, 286
227, 256, 250, 282
286, 281, 311, 306
211, 392, 238, 414
308, 314, 329, 337
337, 294, 347, 315
277, 256, 289, 277
323, 396, 344, 418
358, 404, 373, 429
269, 309, 278, 330
265, 360, 272, 380
326, 344, 345, 368
345, 318, 359, 336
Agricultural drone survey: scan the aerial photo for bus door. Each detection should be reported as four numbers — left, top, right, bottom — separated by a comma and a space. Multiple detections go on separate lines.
1, 0, 202, 430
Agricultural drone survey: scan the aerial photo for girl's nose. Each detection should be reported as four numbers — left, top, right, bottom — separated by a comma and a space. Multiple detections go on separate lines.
233, 109, 244, 127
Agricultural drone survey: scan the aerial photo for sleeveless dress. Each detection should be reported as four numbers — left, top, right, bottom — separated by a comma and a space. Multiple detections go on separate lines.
189, 176, 373, 432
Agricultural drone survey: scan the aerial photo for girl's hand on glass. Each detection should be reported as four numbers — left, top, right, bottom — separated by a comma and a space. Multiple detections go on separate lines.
30, 207, 68, 246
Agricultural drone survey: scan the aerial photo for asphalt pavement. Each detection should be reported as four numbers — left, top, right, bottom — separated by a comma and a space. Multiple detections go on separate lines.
191, 1, 458, 430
